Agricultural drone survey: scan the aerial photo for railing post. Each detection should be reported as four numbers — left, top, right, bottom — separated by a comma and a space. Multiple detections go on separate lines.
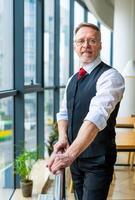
54, 169, 66, 200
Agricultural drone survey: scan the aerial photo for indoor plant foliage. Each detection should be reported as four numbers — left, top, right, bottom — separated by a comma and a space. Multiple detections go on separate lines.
14, 150, 37, 197
46, 122, 58, 155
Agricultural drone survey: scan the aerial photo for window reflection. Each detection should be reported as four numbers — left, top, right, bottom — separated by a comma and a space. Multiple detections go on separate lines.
59, 0, 70, 85
0, 97, 14, 198
24, 0, 36, 85
59, 88, 65, 107
44, 90, 54, 158
100, 24, 111, 65
74, 1, 84, 73
44, 0, 54, 87
24, 93, 37, 151
0, 0, 13, 90
88, 12, 98, 25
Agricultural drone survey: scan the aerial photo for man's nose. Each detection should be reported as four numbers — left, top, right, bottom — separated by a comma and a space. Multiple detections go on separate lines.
82, 40, 89, 47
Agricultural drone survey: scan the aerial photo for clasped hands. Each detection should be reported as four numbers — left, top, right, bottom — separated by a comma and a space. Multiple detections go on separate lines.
47, 139, 74, 174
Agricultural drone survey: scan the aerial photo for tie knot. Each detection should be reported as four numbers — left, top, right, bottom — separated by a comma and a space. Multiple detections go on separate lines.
78, 68, 87, 80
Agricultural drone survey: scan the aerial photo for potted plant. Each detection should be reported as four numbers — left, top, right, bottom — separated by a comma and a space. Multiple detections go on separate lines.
46, 122, 58, 156
14, 150, 37, 197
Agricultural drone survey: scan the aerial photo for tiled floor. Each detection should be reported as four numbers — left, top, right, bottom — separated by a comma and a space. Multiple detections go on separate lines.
108, 166, 135, 199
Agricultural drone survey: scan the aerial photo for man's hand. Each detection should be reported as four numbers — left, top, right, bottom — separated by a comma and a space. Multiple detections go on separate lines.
50, 152, 75, 174
53, 138, 69, 153
47, 138, 69, 171
46, 151, 58, 171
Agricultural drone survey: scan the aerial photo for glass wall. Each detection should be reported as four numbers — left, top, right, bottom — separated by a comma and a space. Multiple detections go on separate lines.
0, 0, 44, 198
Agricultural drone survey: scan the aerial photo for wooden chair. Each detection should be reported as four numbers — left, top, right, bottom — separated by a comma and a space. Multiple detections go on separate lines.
130, 122, 135, 169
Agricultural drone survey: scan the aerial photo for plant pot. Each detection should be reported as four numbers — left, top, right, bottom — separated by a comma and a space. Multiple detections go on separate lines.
20, 180, 33, 197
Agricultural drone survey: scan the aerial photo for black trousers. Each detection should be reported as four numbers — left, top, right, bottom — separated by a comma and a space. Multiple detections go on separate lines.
70, 152, 116, 200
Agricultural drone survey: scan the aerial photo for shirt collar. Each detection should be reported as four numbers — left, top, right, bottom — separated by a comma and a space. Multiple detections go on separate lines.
83, 56, 101, 74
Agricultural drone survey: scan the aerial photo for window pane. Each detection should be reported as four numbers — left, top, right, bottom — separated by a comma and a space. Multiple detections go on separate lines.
88, 12, 97, 25
100, 24, 111, 65
44, 90, 54, 158
59, 0, 70, 85
0, 97, 14, 199
24, 0, 36, 85
44, 0, 54, 86
0, 0, 13, 90
59, 88, 65, 107
74, 1, 84, 73
24, 93, 37, 151
74, 1, 84, 30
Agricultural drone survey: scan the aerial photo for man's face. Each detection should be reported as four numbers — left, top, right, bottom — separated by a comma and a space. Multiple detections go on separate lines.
74, 26, 102, 64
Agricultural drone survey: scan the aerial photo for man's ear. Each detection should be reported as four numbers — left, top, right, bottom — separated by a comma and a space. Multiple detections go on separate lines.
100, 42, 102, 50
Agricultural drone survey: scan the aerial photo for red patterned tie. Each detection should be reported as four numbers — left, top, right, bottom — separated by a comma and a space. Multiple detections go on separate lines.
77, 67, 87, 80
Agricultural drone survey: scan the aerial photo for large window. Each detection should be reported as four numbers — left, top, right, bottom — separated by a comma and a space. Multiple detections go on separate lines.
0, 0, 44, 198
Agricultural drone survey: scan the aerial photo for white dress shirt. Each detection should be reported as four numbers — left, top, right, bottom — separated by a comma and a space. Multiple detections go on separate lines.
57, 56, 125, 130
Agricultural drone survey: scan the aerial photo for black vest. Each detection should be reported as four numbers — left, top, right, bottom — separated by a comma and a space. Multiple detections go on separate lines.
67, 62, 120, 158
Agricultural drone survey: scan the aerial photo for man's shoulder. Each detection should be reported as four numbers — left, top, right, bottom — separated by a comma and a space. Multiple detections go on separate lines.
100, 61, 112, 69
100, 66, 125, 84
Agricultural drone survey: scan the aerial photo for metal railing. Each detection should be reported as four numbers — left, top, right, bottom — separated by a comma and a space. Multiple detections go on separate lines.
54, 169, 66, 200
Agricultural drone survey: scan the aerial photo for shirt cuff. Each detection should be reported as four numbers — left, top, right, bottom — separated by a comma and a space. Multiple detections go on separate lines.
56, 112, 68, 122
84, 112, 107, 130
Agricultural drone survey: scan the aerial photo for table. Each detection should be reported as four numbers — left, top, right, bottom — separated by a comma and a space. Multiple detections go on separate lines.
116, 130, 135, 151
116, 117, 135, 128
116, 130, 135, 169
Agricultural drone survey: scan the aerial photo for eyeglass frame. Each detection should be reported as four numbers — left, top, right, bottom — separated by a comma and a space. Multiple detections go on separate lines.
74, 38, 100, 46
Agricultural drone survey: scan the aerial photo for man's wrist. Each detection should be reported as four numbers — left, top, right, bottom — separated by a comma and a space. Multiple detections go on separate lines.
66, 148, 78, 161
59, 134, 68, 141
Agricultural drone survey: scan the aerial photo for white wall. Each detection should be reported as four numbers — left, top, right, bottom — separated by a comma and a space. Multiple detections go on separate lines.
113, 0, 135, 71
113, 0, 135, 116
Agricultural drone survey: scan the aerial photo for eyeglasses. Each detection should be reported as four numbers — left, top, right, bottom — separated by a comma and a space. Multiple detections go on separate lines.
74, 39, 99, 46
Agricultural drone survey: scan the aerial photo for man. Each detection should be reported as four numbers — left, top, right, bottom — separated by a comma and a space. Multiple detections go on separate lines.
47, 23, 125, 200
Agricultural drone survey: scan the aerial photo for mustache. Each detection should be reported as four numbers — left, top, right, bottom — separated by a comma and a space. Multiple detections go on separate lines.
82, 49, 92, 53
